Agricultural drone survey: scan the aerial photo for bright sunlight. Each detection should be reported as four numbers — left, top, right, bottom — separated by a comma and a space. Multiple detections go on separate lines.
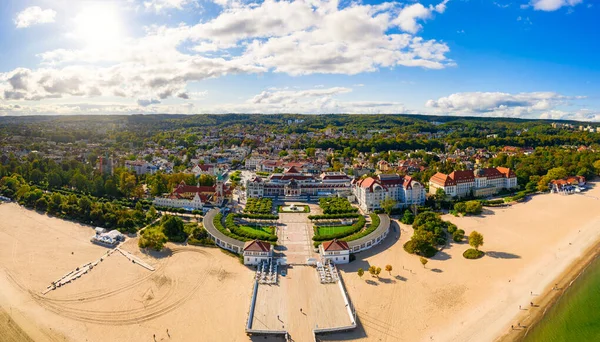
73, 2, 122, 49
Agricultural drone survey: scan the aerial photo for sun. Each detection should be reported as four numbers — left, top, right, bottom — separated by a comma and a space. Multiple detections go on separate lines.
73, 3, 122, 49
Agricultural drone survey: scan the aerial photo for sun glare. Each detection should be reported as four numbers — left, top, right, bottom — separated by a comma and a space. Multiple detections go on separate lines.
74, 3, 122, 49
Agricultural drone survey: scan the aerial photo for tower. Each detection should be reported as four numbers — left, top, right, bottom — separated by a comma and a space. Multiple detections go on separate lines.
215, 170, 224, 205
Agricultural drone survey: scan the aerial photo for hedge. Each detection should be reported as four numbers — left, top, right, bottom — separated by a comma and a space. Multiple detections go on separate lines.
308, 213, 361, 220
312, 215, 366, 241
212, 213, 250, 242
225, 214, 277, 242
342, 213, 381, 242
235, 213, 279, 220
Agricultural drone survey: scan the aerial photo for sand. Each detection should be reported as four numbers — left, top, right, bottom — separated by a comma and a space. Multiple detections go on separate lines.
2, 182, 600, 342
0, 203, 255, 342
322, 182, 600, 342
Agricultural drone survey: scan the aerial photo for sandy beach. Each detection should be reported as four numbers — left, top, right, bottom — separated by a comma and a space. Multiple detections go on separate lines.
325, 182, 600, 342
1, 182, 600, 342
0, 203, 255, 342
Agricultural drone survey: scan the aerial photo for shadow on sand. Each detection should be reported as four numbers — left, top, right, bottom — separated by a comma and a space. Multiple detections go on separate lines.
338, 221, 402, 274
485, 251, 521, 259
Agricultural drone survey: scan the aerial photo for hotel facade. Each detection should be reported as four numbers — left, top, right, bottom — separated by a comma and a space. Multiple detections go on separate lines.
245, 167, 351, 199
352, 174, 426, 213
429, 167, 518, 198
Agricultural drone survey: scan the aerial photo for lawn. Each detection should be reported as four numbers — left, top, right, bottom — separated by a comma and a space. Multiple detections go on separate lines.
316, 225, 353, 236
238, 224, 275, 235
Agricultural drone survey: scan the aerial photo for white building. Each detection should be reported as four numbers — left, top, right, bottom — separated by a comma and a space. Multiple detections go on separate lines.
319, 239, 350, 264
125, 160, 157, 175
429, 167, 518, 198
153, 192, 204, 210
352, 174, 426, 213
244, 157, 263, 170
243, 240, 273, 265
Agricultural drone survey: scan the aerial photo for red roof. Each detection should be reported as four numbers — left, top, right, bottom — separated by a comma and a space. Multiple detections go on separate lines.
430, 172, 456, 186
497, 167, 517, 178
322, 239, 349, 251
449, 170, 475, 183
243, 240, 271, 252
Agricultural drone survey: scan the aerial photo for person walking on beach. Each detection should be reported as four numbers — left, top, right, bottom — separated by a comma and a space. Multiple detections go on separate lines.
530, 302, 534, 307
519, 305, 521, 310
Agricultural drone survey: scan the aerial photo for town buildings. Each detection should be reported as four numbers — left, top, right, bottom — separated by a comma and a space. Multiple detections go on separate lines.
550, 176, 586, 193
125, 160, 157, 175
153, 173, 229, 210
429, 167, 518, 198
352, 174, 426, 213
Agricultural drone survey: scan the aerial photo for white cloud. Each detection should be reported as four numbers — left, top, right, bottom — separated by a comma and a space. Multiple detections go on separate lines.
0, 87, 410, 116
250, 87, 351, 104
14, 6, 57, 28
426, 91, 585, 118
144, 0, 198, 12
394, 0, 449, 34
529, 0, 583, 11
2, 0, 453, 109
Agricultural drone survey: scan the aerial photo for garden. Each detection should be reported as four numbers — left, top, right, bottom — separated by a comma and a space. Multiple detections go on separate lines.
244, 197, 273, 214
318, 197, 358, 214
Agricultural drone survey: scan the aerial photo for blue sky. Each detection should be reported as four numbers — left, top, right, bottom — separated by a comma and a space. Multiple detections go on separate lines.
0, 0, 599, 121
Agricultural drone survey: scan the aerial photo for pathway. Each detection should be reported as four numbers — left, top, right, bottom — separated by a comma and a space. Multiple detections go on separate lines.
276, 203, 319, 264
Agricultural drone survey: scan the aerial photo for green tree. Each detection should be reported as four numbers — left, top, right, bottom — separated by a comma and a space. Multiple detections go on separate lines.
357, 268, 364, 279
139, 229, 167, 251
400, 209, 415, 224
161, 215, 186, 242
380, 196, 397, 215
375, 267, 382, 278
593, 160, 600, 175
454, 202, 466, 213
469, 231, 484, 250
464, 201, 482, 215
420, 257, 428, 268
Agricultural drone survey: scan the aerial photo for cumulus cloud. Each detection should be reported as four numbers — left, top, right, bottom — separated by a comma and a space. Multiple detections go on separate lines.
394, 0, 449, 33
2, 0, 453, 112
529, 0, 583, 11
426, 91, 586, 118
14, 6, 57, 28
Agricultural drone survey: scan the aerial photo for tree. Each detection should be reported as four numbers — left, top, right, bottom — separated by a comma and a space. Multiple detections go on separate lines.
420, 257, 428, 268
368, 265, 377, 277
138, 229, 167, 251
465, 201, 482, 215
357, 268, 364, 279
161, 215, 186, 242
454, 202, 466, 213
401, 209, 415, 224
435, 188, 446, 201
594, 160, 600, 175
380, 196, 397, 215
469, 231, 484, 250
385, 264, 393, 275
375, 267, 382, 278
